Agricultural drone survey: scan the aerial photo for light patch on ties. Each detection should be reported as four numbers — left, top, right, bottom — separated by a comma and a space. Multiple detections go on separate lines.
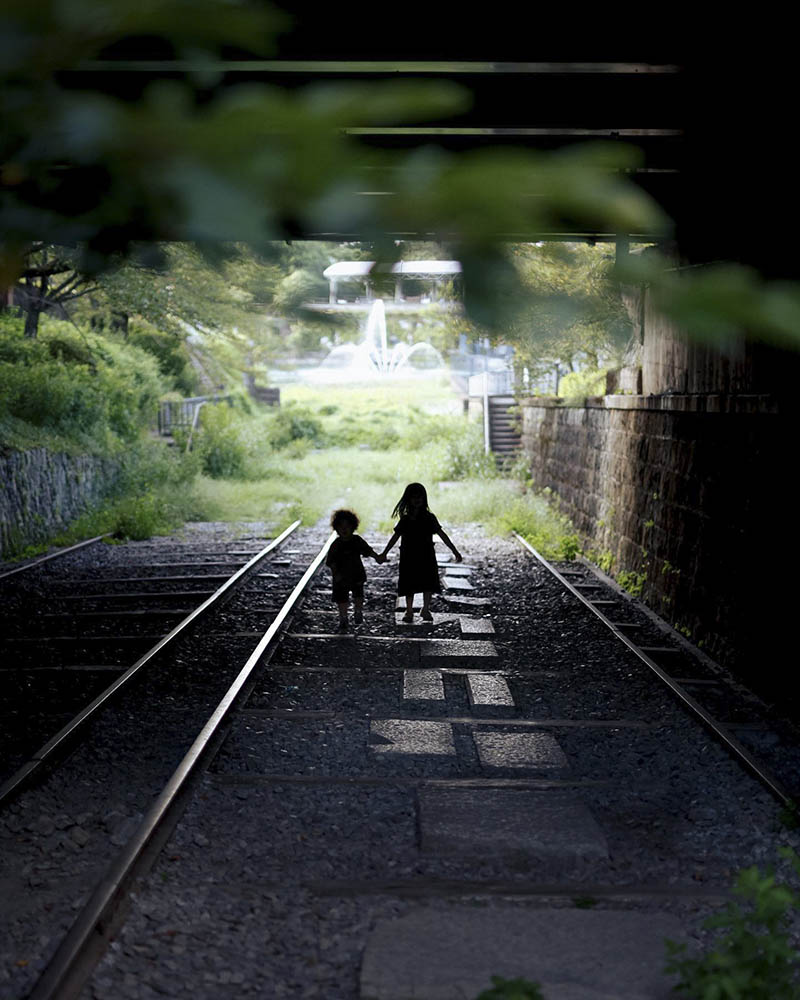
370, 720, 455, 755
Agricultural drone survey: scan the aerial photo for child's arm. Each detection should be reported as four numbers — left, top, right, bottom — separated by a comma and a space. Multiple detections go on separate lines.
362, 541, 383, 563
436, 527, 462, 563
380, 530, 400, 561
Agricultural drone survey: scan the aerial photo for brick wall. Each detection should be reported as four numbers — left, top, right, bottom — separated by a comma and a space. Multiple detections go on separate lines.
520, 395, 790, 684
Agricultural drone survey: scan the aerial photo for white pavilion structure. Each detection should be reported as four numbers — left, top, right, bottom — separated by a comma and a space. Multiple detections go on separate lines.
321, 260, 461, 306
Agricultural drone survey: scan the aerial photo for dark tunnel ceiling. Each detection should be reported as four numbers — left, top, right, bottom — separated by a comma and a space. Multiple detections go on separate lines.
60, 9, 799, 276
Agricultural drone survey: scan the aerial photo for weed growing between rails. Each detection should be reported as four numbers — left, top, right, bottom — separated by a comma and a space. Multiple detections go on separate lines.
665, 847, 800, 999
474, 977, 545, 999
467, 851, 800, 1000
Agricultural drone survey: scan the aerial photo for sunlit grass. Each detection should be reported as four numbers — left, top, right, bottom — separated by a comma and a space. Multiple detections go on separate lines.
190, 446, 580, 560
281, 375, 462, 416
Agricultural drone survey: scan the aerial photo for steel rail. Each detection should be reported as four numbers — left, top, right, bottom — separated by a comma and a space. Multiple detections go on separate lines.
0, 520, 301, 807
0, 534, 111, 581
27, 531, 335, 1000
512, 531, 797, 809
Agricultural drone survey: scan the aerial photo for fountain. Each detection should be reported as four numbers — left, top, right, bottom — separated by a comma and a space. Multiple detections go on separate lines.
320, 299, 443, 379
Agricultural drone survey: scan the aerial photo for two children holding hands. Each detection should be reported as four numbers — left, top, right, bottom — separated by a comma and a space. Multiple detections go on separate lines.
326, 482, 462, 632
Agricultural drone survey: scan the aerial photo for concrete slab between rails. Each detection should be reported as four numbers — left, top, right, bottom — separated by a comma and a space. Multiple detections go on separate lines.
418, 787, 608, 864
473, 731, 569, 772
394, 612, 461, 626
421, 639, 498, 663
467, 673, 514, 707
459, 616, 495, 636
393, 594, 492, 610
439, 565, 473, 576
360, 907, 683, 1000
441, 594, 492, 608
442, 576, 474, 591
403, 669, 445, 701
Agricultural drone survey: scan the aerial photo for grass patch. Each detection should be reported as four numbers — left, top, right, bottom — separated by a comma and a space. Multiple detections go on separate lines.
190, 445, 580, 560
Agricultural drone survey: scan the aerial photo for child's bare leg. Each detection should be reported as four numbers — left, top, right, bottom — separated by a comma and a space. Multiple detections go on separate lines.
421, 592, 433, 621
353, 597, 364, 625
402, 595, 414, 623
336, 600, 349, 629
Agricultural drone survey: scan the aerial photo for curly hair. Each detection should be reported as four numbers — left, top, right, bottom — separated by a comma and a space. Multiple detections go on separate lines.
330, 508, 359, 531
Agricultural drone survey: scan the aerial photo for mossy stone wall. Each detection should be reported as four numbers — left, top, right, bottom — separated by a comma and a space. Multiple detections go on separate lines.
0, 448, 120, 558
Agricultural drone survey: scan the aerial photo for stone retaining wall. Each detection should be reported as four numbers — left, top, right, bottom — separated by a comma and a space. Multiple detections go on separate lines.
520, 396, 788, 678
0, 448, 121, 558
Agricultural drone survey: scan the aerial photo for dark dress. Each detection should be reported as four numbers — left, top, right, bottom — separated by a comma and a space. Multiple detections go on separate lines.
395, 511, 442, 596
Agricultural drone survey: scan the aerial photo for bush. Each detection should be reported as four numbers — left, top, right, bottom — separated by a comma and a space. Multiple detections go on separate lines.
196, 404, 248, 478
424, 423, 498, 481
112, 491, 173, 540
558, 368, 607, 404
491, 494, 581, 561
267, 402, 325, 449
665, 848, 800, 999
0, 316, 166, 449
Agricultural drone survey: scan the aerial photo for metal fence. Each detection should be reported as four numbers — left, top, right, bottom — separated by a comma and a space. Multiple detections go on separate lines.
157, 395, 232, 437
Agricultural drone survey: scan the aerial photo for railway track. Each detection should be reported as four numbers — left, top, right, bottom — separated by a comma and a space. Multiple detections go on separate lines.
513, 532, 800, 812
4, 523, 800, 999
0, 520, 303, 799
0, 519, 336, 999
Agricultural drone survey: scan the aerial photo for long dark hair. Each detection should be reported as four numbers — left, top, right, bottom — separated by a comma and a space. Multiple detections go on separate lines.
392, 482, 429, 519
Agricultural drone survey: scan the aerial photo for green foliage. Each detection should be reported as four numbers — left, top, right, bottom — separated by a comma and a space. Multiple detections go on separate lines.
267, 403, 326, 449
4, 2, 800, 352
588, 549, 615, 573
0, 316, 166, 450
665, 848, 800, 999
425, 422, 497, 481
779, 803, 800, 831
128, 321, 198, 396
196, 403, 249, 479
491, 493, 581, 562
558, 368, 608, 403
617, 568, 647, 597
111, 491, 177, 541
474, 976, 546, 1000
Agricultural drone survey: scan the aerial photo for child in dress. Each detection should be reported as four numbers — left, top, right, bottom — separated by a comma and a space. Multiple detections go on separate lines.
380, 482, 462, 623
326, 508, 383, 632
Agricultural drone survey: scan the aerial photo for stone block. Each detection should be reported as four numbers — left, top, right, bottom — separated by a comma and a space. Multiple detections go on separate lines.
360, 906, 683, 999
395, 612, 459, 626
459, 617, 495, 636
473, 731, 568, 772
442, 576, 474, 591
370, 720, 455, 756
421, 640, 498, 662
418, 787, 608, 862
441, 595, 492, 608
403, 670, 445, 701
466, 673, 513, 707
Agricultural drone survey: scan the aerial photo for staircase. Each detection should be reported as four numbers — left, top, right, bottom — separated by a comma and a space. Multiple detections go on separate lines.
488, 395, 521, 461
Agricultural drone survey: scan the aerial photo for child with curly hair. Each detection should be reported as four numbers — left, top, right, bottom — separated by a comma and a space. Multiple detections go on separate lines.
326, 508, 383, 633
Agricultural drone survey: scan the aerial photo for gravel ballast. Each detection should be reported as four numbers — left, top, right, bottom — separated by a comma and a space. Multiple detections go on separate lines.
4, 522, 800, 999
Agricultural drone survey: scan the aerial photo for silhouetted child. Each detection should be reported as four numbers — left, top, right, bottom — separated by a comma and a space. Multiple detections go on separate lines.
380, 482, 462, 623
326, 509, 382, 632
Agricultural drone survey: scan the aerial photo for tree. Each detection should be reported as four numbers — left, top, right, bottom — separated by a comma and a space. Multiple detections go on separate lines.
12, 244, 97, 338
505, 242, 632, 387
